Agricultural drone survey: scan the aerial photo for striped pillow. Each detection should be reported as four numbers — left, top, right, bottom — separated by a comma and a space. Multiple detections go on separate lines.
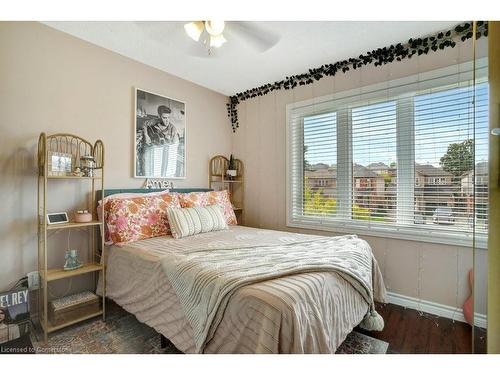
167, 205, 228, 239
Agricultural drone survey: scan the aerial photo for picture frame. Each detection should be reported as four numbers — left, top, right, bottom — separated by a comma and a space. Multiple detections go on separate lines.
47, 151, 73, 177
134, 88, 186, 179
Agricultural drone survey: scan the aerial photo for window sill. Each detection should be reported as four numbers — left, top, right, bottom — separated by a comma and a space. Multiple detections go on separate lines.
287, 219, 488, 249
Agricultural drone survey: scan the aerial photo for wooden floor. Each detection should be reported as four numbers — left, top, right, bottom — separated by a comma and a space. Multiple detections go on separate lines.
357, 303, 487, 354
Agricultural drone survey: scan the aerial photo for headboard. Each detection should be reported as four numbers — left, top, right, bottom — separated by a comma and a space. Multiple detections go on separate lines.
96, 188, 213, 203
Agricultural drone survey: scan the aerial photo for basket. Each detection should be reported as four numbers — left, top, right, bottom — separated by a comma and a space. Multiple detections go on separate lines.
48, 291, 100, 326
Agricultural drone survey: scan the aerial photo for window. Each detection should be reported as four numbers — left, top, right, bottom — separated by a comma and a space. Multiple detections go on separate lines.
287, 62, 488, 247
352, 101, 397, 222
414, 84, 489, 233
303, 112, 337, 217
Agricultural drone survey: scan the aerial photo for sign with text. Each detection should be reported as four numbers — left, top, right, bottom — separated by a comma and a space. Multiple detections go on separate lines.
0, 288, 30, 345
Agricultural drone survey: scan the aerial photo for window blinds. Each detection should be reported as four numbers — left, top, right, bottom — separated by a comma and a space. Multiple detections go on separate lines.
303, 112, 337, 217
287, 60, 489, 246
351, 101, 397, 223
413, 83, 489, 234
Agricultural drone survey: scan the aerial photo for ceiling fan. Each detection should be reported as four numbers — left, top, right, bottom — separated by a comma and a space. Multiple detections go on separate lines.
184, 21, 280, 56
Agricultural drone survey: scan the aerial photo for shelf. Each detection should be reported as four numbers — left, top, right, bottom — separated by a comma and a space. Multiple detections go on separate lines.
210, 179, 243, 183
209, 155, 244, 225
47, 175, 101, 180
41, 262, 104, 281
209, 175, 242, 182
38, 133, 106, 342
41, 309, 103, 333
46, 220, 102, 230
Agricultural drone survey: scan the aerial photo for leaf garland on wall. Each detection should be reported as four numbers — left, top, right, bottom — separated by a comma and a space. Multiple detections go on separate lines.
227, 21, 488, 132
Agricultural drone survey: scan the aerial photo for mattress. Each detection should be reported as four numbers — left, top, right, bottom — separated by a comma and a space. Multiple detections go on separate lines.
101, 225, 386, 353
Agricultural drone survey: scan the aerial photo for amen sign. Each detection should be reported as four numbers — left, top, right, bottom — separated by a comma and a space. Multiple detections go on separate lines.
143, 179, 174, 190
0, 290, 29, 309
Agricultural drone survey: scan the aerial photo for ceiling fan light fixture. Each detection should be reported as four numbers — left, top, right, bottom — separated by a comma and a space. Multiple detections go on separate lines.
184, 21, 204, 41
205, 21, 225, 36
210, 34, 227, 48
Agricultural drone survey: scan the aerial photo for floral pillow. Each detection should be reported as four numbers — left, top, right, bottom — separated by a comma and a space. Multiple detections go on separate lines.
98, 190, 171, 243
179, 190, 237, 225
98, 190, 170, 207
104, 192, 180, 244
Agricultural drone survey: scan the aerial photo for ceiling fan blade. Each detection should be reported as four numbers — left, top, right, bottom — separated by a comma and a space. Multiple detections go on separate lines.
134, 21, 182, 43
226, 22, 280, 52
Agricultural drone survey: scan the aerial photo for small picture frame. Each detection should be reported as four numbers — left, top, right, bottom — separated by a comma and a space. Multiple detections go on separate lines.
48, 152, 73, 177
46, 212, 69, 225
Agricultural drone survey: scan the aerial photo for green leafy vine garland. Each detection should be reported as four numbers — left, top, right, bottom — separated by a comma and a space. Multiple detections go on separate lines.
227, 21, 488, 132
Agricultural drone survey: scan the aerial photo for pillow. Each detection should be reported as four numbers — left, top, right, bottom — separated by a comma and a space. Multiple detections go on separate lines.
179, 190, 237, 225
97, 190, 172, 244
167, 205, 228, 239
98, 190, 170, 206
104, 192, 180, 244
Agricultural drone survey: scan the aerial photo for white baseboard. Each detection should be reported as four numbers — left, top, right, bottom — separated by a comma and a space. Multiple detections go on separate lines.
387, 291, 487, 329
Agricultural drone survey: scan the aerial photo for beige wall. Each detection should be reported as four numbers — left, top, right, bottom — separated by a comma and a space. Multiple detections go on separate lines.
0, 21, 489, 318
232, 37, 488, 314
0, 22, 231, 290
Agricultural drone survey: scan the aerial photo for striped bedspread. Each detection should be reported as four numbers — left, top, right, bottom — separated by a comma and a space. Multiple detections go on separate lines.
102, 226, 387, 353
160, 234, 378, 353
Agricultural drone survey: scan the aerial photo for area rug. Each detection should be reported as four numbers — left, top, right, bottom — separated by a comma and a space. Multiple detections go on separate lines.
336, 331, 389, 354
32, 303, 388, 354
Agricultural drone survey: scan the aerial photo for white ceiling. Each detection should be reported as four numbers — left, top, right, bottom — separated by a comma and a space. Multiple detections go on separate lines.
43, 21, 458, 96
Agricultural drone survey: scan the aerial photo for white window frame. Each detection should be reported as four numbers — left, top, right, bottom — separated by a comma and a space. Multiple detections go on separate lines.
286, 59, 488, 249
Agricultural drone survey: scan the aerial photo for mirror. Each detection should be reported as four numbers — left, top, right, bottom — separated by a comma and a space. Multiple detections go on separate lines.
472, 20, 489, 354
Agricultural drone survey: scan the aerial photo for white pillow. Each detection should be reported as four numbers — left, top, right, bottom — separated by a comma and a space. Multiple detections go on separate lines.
167, 205, 228, 239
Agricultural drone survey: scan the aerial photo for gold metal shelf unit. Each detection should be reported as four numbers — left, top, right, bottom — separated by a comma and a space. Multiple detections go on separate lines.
37, 132, 106, 343
46, 220, 103, 231
40, 310, 104, 333
41, 263, 104, 282
208, 155, 244, 224
47, 175, 102, 180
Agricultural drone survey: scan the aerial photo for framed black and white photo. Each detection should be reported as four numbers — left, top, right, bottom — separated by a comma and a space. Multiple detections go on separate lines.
134, 88, 186, 179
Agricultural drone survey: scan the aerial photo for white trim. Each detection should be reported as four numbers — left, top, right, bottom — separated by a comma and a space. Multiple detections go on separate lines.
286, 220, 488, 249
337, 107, 351, 219
285, 60, 489, 250
396, 96, 415, 225
387, 291, 487, 329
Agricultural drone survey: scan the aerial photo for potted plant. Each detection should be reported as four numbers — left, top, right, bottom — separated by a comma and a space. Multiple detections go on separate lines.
227, 154, 237, 179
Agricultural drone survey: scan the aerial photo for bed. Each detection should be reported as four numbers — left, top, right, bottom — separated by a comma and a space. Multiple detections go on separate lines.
97, 189, 387, 354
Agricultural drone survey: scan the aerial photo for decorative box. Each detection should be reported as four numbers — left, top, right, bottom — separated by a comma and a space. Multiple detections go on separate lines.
48, 291, 100, 326
74, 210, 92, 223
